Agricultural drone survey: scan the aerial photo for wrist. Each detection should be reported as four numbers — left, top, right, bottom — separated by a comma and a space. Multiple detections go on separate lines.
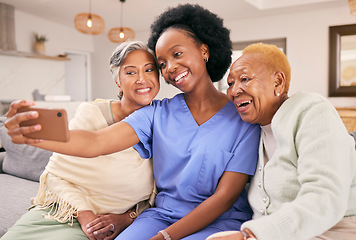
159, 229, 172, 240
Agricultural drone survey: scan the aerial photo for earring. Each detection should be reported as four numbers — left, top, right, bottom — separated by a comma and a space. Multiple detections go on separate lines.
276, 92, 280, 97
204, 58, 209, 63
118, 90, 123, 99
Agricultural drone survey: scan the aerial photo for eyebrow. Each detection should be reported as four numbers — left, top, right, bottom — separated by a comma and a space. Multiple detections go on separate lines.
124, 63, 155, 70
157, 44, 183, 60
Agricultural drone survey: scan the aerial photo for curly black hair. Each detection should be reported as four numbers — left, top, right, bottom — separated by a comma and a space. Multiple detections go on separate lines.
148, 4, 232, 82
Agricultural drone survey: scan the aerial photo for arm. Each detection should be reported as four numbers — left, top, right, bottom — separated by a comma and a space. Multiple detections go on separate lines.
5, 100, 139, 157
242, 100, 356, 239
150, 171, 249, 240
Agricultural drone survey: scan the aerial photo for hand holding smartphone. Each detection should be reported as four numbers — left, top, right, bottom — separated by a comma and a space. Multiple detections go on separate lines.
18, 107, 70, 142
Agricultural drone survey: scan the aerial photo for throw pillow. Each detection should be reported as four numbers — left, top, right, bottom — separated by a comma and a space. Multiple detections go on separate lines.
0, 116, 53, 182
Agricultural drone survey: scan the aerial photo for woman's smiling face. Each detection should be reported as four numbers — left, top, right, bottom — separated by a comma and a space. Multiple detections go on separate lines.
118, 50, 160, 107
226, 53, 279, 125
155, 28, 209, 93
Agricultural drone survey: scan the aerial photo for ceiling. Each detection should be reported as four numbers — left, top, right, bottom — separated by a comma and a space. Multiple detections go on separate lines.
0, 0, 348, 33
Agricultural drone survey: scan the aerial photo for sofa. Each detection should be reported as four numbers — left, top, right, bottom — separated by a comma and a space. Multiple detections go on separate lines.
0, 101, 81, 237
1, 101, 356, 237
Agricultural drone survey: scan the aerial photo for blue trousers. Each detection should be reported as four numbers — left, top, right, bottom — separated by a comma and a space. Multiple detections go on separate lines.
115, 210, 241, 240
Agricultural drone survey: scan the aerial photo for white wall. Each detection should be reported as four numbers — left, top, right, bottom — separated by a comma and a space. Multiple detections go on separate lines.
4, 4, 356, 107
225, 4, 356, 107
0, 10, 96, 101
15, 11, 94, 55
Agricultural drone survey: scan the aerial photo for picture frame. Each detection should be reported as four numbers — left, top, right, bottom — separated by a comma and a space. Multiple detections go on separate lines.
329, 24, 356, 97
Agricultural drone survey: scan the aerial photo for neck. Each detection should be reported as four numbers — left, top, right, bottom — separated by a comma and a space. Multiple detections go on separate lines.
184, 78, 226, 109
111, 98, 141, 122
261, 93, 289, 126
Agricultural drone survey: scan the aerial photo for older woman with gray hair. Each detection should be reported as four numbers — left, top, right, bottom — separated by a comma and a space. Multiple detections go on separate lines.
1, 41, 160, 240
207, 43, 356, 240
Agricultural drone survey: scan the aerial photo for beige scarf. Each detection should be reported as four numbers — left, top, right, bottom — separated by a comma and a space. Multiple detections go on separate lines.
33, 101, 155, 224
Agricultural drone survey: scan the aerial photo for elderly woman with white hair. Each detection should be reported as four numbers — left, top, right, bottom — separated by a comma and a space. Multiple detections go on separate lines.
1, 41, 160, 240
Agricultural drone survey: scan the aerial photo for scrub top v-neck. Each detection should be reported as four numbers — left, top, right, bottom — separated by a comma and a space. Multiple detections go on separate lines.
123, 93, 260, 223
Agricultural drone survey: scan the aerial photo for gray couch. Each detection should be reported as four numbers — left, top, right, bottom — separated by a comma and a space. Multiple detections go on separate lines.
0, 101, 81, 237
0, 116, 53, 237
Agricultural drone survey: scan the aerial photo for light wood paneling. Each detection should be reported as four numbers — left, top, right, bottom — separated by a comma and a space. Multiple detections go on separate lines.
336, 108, 356, 132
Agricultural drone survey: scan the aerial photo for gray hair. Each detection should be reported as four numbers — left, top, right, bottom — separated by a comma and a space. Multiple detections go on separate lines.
109, 40, 158, 84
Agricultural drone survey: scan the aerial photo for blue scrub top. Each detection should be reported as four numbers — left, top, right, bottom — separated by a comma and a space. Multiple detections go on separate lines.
123, 93, 260, 223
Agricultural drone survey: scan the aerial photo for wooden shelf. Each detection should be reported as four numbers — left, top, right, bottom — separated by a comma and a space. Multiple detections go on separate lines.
26, 55, 71, 61
0, 51, 70, 61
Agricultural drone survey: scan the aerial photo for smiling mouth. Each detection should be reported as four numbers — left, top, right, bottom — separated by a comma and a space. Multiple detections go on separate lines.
136, 87, 151, 93
173, 71, 188, 82
237, 100, 252, 108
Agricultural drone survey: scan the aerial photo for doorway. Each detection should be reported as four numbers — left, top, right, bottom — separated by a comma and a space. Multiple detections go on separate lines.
65, 51, 91, 101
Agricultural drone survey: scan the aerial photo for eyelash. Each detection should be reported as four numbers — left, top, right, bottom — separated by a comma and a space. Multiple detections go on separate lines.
174, 52, 182, 57
126, 68, 154, 75
227, 77, 251, 87
159, 51, 183, 69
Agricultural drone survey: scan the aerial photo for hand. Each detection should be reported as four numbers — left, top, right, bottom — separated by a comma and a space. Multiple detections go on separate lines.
206, 231, 243, 240
86, 212, 134, 240
4, 100, 42, 144
76, 210, 102, 240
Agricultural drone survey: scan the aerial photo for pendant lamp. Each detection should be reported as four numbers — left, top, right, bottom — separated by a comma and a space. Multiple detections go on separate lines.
74, 0, 105, 35
108, 0, 135, 43
349, 0, 356, 16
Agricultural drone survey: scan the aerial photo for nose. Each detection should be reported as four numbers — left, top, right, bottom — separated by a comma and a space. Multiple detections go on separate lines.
167, 61, 177, 73
230, 81, 243, 96
136, 72, 147, 84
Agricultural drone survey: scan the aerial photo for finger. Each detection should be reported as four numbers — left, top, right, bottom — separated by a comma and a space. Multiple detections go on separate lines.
6, 123, 42, 144
103, 232, 116, 240
6, 100, 35, 118
5, 110, 39, 130
92, 224, 114, 237
86, 217, 103, 229
87, 220, 106, 234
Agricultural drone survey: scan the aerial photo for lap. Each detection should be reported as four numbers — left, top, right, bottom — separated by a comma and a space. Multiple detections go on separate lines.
310, 216, 356, 240
115, 209, 242, 240
1, 207, 87, 240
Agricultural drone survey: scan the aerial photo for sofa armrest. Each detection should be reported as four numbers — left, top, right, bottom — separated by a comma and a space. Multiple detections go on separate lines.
0, 151, 5, 173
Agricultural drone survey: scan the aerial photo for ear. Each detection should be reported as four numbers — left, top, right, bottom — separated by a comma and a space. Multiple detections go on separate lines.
115, 80, 123, 93
274, 71, 286, 96
200, 43, 210, 61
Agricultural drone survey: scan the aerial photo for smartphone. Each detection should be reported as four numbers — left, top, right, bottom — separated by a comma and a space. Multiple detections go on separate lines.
18, 107, 70, 142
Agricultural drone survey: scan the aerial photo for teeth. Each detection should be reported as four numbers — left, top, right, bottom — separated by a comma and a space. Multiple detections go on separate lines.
174, 71, 188, 82
237, 100, 252, 107
137, 88, 150, 93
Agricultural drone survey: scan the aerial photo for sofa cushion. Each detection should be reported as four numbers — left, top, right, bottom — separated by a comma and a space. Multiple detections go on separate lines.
0, 117, 52, 182
0, 173, 39, 237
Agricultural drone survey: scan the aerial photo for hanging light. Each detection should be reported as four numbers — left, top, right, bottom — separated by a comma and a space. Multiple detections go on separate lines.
108, 0, 135, 43
74, 0, 105, 35
349, 0, 356, 16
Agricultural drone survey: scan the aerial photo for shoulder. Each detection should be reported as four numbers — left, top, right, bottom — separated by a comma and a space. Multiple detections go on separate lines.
275, 92, 334, 120
273, 92, 342, 133
147, 94, 184, 112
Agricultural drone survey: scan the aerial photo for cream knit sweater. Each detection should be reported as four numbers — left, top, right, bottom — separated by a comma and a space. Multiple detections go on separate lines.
242, 92, 356, 240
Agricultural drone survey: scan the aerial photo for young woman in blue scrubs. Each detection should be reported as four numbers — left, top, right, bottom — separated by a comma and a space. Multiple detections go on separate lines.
5, 4, 260, 240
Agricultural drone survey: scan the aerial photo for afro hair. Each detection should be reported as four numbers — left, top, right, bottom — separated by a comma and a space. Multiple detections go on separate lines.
148, 4, 232, 82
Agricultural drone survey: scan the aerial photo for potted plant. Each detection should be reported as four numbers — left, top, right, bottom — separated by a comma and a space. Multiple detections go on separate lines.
34, 33, 48, 55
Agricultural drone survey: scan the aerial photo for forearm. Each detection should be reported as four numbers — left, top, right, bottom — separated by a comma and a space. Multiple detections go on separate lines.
31, 122, 139, 158
155, 172, 248, 240
30, 129, 102, 158
166, 192, 235, 239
